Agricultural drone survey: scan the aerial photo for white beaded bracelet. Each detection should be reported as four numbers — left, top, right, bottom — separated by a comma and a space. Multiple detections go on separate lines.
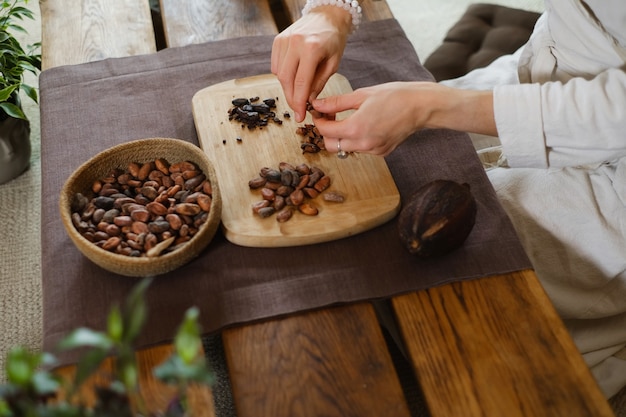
302, 0, 362, 33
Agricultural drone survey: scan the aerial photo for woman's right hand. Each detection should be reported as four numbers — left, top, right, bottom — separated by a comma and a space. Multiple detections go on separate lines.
271, 6, 353, 122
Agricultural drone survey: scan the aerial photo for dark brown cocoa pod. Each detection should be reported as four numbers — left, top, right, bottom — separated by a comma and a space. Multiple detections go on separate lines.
398, 180, 477, 258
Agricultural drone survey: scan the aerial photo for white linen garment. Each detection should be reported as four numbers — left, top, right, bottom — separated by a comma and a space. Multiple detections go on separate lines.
442, 0, 626, 398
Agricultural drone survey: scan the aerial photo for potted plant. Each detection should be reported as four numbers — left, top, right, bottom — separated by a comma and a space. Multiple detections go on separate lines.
0, 0, 41, 184
0, 278, 215, 416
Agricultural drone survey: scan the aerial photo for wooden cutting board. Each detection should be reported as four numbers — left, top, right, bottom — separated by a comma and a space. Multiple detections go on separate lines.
191, 73, 400, 247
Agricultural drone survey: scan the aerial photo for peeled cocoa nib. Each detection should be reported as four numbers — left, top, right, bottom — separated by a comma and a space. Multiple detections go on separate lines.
398, 180, 477, 258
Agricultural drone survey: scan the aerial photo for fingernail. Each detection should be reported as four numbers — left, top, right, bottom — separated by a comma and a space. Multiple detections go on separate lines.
295, 112, 302, 121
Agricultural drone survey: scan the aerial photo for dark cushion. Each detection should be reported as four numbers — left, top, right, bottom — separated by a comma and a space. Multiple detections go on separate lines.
424, 3, 541, 81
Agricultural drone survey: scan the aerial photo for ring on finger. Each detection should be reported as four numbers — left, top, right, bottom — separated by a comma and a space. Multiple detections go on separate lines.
337, 139, 348, 159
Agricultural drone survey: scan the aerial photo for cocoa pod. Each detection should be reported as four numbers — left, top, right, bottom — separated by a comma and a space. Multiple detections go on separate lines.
397, 180, 477, 258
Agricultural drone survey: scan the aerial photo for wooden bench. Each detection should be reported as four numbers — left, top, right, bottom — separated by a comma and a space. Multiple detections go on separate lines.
40, 1, 616, 416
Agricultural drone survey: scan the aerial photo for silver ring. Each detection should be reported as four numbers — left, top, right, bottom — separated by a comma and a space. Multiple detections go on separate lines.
337, 139, 348, 159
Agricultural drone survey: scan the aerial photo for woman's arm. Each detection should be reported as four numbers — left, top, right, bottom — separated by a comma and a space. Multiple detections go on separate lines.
496, 68, 626, 168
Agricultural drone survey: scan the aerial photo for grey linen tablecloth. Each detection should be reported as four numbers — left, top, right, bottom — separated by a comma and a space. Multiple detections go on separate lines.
40, 19, 531, 364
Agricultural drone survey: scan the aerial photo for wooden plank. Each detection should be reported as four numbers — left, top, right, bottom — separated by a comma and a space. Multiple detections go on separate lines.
55, 344, 216, 417
159, 0, 278, 48
279, 0, 394, 25
222, 303, 412, 417
40, 0, 156, 70
392, 269, 616, 417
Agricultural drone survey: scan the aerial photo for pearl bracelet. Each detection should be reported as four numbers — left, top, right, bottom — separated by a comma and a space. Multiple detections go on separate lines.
302, 0, 362, 33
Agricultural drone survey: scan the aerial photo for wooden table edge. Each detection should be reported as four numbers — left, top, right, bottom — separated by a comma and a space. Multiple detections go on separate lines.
392, 269, 615, 417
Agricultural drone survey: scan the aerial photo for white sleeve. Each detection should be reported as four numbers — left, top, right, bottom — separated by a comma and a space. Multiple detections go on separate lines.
494, 68, 626, 168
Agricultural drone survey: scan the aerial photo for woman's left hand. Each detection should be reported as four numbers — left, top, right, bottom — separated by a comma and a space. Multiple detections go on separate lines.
310, 81, 496, 156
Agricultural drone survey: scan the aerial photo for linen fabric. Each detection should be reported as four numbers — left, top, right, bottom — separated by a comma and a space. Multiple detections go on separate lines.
441, 0, 626, 398
39, 19, 531, 365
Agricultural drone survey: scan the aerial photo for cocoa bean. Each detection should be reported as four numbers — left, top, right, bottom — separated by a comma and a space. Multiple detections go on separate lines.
202, 181, 212, 195
130, 208, 150, 223
303, 187, 319, 199
298, 203, 319, 216
261, 188, 276, 201
146, 201, 168, 216
273, 195, 286, 211
197, 194, 212, 212
258, 207, 276, 218
102, 236, 121, 251
252, 200, 270, 214
131, 221, 150, 235
175, 203, 201, 216
92, 208, 105, 224
105, 224, 121, 236
289, 189, 304, 206
276, 185, 294, 197
149, 220, 170, 234
166, 213, 183, 230
313, 175, 331, 192
137, 161, 154, 180
102, 209, 119, 223
155, 158, 170, 175
279, 162, 296, 172
94, 196, 115, 210
323, 191, 345, 203
276, 207, 293, 222
184, 174, 206, 191
248, 176, 267, 189
128, 162, 141, 178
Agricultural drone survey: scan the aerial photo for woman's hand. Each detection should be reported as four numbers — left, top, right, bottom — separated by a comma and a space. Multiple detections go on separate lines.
271, 7, 352, 122
311, 82, 497, 156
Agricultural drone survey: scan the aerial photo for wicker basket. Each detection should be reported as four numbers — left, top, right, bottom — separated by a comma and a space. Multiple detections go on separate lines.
59, 138, 222, 277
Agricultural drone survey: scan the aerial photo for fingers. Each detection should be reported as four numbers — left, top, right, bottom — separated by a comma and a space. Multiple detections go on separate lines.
290, 53, 321, 122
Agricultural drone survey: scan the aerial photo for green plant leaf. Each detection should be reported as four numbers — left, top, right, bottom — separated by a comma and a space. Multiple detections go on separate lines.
174, 307, 202, 365
153, 355, 214, 386
121, 277, 152, 343
119, 361, 138, 393
31, 370, 61, 396
57, 328, 113, 351
20, 83, 37, 103
4, 347, 40, 387
71, 347, 110, 394
0, 86, 17, 102
107, 306, 123, 343
0, 101, 25, 119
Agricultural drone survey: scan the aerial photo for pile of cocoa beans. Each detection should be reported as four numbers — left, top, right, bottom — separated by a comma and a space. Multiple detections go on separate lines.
296, 124, 325, 154
228, 96, 284, 130
70, 159, 213, 257
248, 162, 344, 222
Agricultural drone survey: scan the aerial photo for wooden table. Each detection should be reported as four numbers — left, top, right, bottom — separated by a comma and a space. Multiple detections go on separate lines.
39, 0, 615, 416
